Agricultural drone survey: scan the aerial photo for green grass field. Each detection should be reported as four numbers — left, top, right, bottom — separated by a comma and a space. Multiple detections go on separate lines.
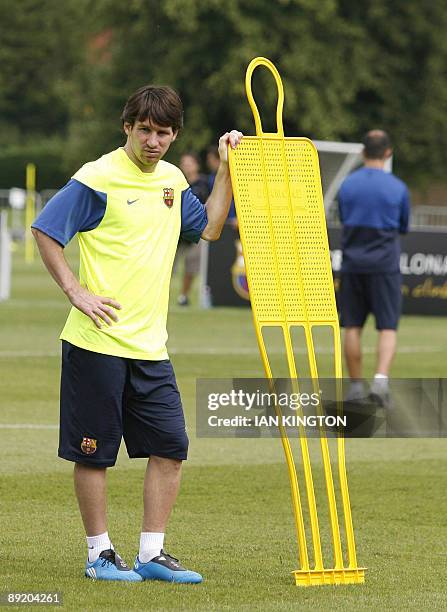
1, 245, 446, 611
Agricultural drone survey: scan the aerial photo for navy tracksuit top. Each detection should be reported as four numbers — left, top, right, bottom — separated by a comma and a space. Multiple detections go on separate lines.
338, 167, 410, 273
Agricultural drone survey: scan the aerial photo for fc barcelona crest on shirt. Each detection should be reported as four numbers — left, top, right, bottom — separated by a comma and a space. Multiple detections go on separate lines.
163, 187, 174, 208
81, 437, 97, 455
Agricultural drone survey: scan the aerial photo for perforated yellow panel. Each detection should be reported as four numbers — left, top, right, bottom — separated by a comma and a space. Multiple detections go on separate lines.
228, 57, 365, 588
230, 137, 336, 324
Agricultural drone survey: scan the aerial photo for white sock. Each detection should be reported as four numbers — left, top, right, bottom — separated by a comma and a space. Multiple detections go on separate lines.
86, 532, 113, 563
372, 374, 389, 392
139, 532, 164, 563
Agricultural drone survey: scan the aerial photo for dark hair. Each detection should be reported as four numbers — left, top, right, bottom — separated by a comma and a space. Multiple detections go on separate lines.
363, 130, 392, 159
121, 85, 183, 132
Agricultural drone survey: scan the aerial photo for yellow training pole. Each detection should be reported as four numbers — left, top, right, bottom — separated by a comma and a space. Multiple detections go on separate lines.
25, 163, 36, 263
228, 57, 365, 586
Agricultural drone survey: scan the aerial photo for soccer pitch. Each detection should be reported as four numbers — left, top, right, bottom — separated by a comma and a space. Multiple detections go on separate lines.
1, 247, 446, 610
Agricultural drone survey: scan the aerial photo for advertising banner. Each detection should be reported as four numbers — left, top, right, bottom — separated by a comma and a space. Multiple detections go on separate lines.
206, 225, 447, 315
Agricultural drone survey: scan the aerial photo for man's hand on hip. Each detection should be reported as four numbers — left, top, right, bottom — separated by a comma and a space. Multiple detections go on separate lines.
67, 285, 122, 329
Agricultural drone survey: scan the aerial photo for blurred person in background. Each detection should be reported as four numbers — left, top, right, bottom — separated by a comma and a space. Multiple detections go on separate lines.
176, 152, 210, 306
207, 145, 238, 231
31, 83, 243, 584
338, 130, 410, 405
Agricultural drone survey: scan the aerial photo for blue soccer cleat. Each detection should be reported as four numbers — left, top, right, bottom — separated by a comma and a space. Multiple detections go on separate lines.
85, 549, 143, 581
133, 550, 203, 583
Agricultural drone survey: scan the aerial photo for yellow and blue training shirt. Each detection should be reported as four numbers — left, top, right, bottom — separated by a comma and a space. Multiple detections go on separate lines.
32, 147, 208, 360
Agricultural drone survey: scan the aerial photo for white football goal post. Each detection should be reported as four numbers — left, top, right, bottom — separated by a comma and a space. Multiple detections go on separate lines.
0, 207, 11, 301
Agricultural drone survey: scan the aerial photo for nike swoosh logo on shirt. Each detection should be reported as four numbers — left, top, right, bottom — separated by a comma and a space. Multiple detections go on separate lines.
127, 199, 139, 205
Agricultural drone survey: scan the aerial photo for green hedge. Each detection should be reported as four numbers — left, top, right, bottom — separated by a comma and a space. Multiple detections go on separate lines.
0, 140, 70, 191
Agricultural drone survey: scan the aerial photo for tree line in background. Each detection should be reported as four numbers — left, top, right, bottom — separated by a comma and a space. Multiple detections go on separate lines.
1, 0, 446, 192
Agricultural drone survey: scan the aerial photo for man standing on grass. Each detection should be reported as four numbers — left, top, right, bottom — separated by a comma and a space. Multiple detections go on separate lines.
338, 130, 410, 405
32, 84, 242, 583
176, 152, 210, 306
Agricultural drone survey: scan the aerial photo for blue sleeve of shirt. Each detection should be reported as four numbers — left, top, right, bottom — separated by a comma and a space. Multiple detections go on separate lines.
31, 179, 107, 246
399, 187, 410, 234
181, 187, 208, 243
227, 199, 236, 220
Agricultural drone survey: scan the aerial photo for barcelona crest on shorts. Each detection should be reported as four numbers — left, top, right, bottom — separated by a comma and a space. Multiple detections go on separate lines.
81, 437, 97, 455
163, 187, 174, 208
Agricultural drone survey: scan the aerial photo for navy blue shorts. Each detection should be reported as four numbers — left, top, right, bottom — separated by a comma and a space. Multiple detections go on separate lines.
59, 341, 188, 467
339, 272, 402, 330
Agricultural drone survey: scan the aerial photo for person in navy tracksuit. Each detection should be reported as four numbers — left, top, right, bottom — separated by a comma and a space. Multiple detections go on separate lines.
338, 130, 410, 403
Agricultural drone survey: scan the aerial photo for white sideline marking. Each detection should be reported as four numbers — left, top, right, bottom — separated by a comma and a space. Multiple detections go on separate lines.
0, 345, 443, 358
0, 351, 59, 357
169, 345, 444, 355
0, 424, 58, 430
2, 299, 67, 308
